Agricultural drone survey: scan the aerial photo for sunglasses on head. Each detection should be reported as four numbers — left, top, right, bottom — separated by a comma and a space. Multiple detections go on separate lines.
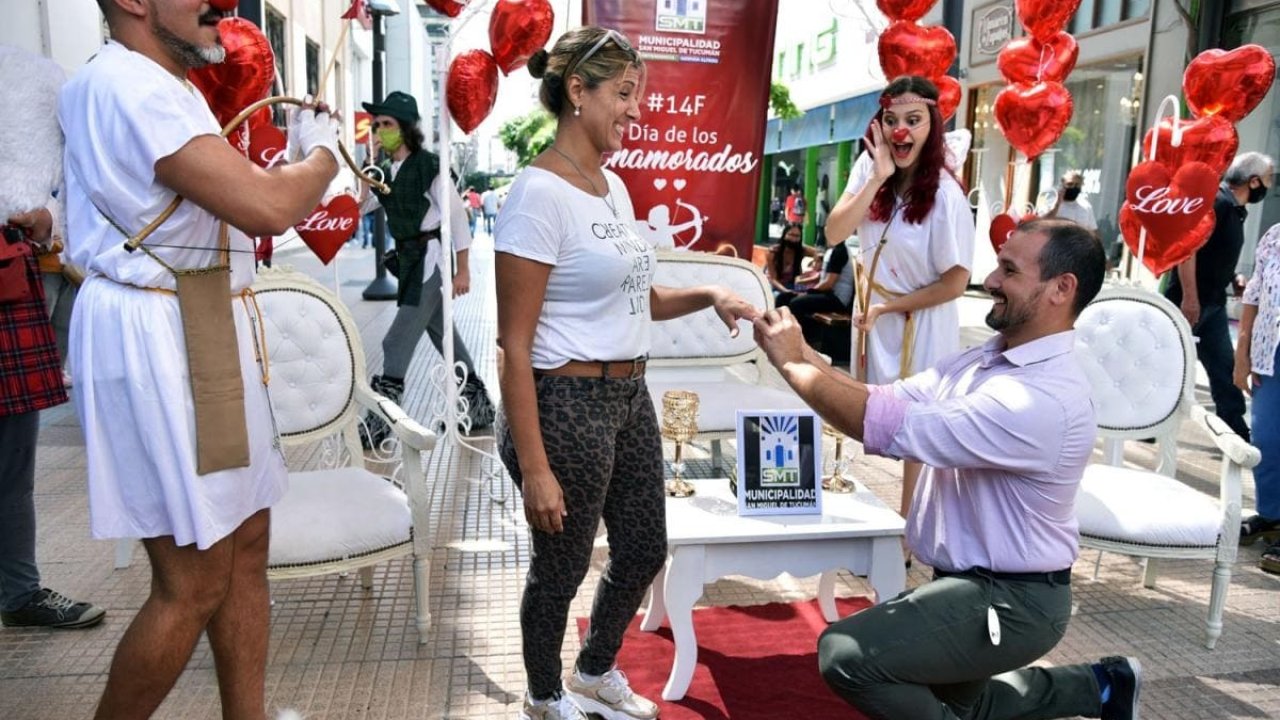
570, 28, 637, 77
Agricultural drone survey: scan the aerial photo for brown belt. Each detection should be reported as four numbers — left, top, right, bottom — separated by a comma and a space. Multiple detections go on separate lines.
536, 358, 647, 379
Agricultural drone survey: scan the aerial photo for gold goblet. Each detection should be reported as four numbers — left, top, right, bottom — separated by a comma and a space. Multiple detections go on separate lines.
660, 390, 699, 498
822, 421, 855, 493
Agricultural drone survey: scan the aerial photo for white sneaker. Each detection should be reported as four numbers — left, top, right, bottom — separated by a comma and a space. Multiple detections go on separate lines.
519, 693, 588, 720
564, 669, 658, 720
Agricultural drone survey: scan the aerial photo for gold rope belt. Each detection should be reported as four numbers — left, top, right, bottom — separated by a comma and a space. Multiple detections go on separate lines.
856, 233, 917, 382
93, 275, 271, 386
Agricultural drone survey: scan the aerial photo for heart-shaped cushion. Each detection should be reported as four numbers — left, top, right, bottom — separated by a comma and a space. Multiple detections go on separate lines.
878, 21, 956, 80
988, 212, 1025, 254
295, 195, 360, 265
1120, 203, 1214, 277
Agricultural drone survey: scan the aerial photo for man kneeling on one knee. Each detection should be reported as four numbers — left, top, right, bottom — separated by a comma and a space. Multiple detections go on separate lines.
754, 219, 1140, 720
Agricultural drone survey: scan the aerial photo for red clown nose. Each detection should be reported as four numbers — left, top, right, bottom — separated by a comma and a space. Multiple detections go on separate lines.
891, 127, 911, 143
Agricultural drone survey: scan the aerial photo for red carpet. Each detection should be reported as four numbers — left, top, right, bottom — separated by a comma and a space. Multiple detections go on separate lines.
577, 597, 872, 720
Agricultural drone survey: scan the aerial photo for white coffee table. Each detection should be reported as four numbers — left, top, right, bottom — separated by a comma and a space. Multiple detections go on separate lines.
640, 478, 907, 701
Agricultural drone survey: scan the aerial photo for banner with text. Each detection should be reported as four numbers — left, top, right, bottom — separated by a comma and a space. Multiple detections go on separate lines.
586, 0, 780, 257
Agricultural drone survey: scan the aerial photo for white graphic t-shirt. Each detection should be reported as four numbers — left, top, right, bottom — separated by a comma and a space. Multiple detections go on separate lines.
494, 166, 656, 369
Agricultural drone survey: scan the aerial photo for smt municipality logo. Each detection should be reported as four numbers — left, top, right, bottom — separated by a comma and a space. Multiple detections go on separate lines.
758, 415, 801, 487
656, 0, 707, 34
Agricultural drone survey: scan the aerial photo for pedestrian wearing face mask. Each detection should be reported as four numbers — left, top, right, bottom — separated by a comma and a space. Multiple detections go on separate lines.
1047, 170, 1097, 233
357, 91, 495, 446
1164, 151, 1275, 443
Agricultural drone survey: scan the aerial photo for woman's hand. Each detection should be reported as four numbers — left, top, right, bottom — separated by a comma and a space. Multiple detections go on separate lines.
1234, 362, 1259, 395
6, 208, 53, 245
866, 120, 895, 183
711, 287, 761, 337
521, 470, 567, 534
854, 302, 887, 332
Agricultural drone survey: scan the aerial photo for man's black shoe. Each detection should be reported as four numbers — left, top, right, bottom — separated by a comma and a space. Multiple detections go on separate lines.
1099, 656, 1142, 720
1240, 514, 1280, 546
1, 588, 105, 629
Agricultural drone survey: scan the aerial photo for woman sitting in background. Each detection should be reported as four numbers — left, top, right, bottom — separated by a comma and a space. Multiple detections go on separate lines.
766, 222, 810, 303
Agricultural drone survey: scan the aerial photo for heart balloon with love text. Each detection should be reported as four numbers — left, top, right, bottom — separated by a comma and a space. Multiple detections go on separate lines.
1120, 204, 1214, 277
295, 194, 360, 265
1120, 161, 1219, 275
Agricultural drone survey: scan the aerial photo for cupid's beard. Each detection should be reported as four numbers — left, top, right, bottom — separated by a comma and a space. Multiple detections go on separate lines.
152, 15, 226, 69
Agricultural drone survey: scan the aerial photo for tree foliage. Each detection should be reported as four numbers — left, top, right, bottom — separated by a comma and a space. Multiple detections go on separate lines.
499, 109, 557, 168
770, 81, 802, 120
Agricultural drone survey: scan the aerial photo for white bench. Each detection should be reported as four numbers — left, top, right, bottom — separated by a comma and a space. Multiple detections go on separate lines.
647, 251, 812, 470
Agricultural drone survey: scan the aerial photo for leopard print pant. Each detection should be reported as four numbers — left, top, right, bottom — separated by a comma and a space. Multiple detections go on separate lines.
497, 374, 668, 699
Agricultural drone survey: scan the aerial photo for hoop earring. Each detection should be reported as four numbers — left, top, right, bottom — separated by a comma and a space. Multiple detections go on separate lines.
574, 105, 581, 117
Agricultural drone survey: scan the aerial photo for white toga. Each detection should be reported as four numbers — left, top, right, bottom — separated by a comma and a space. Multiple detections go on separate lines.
60, 41, 286, 550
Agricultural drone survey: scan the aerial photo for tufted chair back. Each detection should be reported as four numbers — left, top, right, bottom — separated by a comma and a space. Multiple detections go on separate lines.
253, 273, 365, 444
649, 251, 772, 367
1070, 283, 1260, 650
1073, 284, 1196, 471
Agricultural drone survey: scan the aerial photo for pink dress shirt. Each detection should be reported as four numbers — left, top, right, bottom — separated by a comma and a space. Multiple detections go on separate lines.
863, 330, 1097, 573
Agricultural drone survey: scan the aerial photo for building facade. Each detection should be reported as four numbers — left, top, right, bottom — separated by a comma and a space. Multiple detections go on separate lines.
959, 0, 1279, 284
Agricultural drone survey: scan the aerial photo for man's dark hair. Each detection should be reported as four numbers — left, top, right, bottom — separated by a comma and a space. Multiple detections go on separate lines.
1020, 218, 1106, 315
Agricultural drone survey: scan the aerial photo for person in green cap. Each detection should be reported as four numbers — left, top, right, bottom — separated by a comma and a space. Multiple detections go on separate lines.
358, 91, 494, 445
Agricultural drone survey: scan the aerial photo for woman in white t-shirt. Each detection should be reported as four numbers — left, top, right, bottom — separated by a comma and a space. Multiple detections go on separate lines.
824, 75, 975, 542
493, 27, 758, 720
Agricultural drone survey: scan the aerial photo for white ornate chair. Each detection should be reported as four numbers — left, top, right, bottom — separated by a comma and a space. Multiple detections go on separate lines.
1072, 284, 1260, 649
114, 267, 438, 641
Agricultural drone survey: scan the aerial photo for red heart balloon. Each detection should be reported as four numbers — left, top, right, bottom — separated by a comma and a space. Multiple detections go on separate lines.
447, 50, 499, 134
997, 32, 1078, 84
295, 194, 360, 265
208, 0, 237, 10
989, 213, 1019, 254
1125, 160, 1218, 256
1017, 0, 1083, 43
489, 0, 555, 76
1141, 114, 1238, 177
1120, 203, 1215, 277
994, 81, 1073, 160
878, 21, 956, 80
246, 118, 287, 170
875, 0, 937, 22
1183, 45, 1276, 122
933, 75, 961, 121
188, 18, 275, 130
425, 0, 467, 17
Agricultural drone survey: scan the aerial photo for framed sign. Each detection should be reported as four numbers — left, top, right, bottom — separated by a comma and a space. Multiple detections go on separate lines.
735, 410, 822, 516
970, 0, 1018, 67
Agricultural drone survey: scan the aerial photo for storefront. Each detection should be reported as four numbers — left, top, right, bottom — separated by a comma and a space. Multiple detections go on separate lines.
960, 0, 1187, 284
